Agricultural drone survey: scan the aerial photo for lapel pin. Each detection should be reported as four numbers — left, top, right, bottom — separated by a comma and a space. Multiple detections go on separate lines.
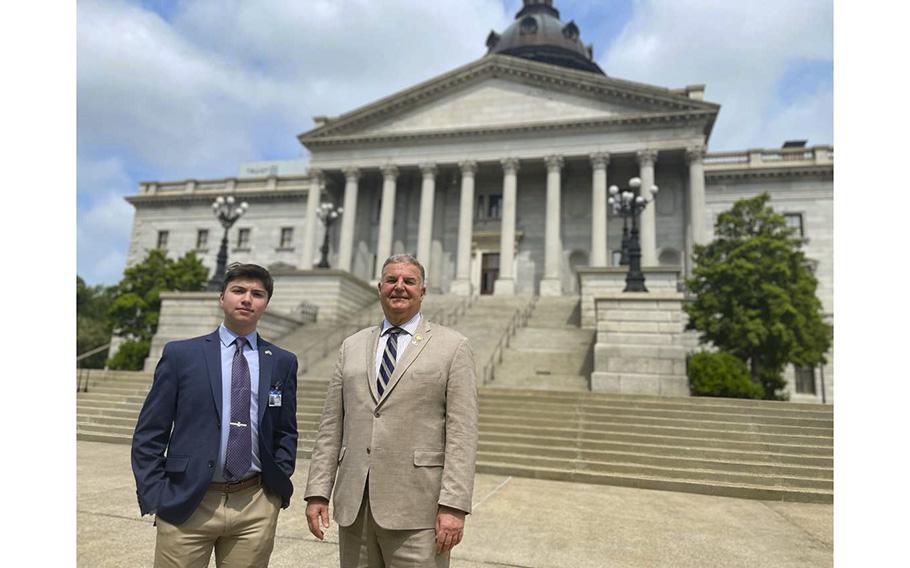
265, 349, 272, 356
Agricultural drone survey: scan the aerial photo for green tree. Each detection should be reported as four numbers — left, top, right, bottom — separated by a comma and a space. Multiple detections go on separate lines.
76, 276, 115, 368
684, 193, 832, 400
688, 351, 764, 399
107, 249, 208, 369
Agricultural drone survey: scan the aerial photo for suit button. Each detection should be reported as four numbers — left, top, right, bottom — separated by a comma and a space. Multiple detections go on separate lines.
374, 411, 381, 418
207, 461, 214, 468
366, 447, 371, 454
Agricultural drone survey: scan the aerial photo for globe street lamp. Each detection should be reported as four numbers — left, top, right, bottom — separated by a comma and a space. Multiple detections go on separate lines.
206, 195, 249, 290
608, 177, 658, 292
315, 201, 343, 268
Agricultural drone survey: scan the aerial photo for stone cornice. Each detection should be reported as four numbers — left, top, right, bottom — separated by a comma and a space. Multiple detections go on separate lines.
126, 188, 309, 207
299, 55, 719, 146
705, 165, 833, 181
301, 109, 718, 148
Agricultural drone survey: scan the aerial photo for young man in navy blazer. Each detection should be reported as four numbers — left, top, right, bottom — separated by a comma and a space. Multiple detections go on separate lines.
131, 263, 298, 567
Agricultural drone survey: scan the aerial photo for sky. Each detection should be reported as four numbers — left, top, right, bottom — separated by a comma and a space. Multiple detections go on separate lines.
77, 0, 834, 286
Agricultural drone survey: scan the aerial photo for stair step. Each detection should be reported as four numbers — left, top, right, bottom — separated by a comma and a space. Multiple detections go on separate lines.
473, 461, 832, 503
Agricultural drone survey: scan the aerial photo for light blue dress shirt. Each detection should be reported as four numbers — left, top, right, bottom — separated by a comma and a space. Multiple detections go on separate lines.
213, 323, 261, 482
374, 312, 422, 380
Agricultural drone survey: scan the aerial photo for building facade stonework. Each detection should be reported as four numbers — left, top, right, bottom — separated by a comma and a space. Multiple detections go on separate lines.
123, 1, 833, 402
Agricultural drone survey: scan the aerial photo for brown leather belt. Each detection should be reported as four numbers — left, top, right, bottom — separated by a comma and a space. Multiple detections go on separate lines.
209, 474, 261, 493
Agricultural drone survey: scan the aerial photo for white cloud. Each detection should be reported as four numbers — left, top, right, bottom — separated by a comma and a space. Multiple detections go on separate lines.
602, 0, 833, 150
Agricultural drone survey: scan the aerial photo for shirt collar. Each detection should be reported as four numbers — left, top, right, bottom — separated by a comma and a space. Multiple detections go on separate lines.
381, 312, 421, 337
219, 323, 259, 350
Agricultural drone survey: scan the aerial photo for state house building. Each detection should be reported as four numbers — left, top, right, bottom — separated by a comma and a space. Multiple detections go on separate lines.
124, 1, 833, 401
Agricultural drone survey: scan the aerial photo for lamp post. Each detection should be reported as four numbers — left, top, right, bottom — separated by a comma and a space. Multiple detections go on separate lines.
608, 177, 658, 292
206, 195, 249, 290
315, 201, 343, 268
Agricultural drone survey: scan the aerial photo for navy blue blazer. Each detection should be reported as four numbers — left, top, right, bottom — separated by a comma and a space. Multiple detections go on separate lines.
131, 330, 298, 525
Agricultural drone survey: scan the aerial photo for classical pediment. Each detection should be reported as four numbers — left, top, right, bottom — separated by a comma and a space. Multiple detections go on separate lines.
299, 55, 718, 147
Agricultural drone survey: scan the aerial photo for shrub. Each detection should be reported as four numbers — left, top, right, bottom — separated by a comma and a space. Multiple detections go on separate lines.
688, 351, 764, 399
107, 339, 151, 371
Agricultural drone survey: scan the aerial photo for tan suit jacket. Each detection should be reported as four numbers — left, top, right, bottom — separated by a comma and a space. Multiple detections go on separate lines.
304, 318, 478, 530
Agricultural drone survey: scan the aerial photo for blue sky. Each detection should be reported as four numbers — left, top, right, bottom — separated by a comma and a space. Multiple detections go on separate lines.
77, 0, 833, 285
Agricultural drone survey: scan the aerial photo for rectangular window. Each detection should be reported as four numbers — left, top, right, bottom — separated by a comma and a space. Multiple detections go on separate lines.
487, 194, 502, 220
794, 365, 816, 394
236, 228, 250, 249
784, 213, 804, 237
280, 227, 293, 248
196, 229, 208, 250
156, 230, 169, 250
476, 195, 486, 219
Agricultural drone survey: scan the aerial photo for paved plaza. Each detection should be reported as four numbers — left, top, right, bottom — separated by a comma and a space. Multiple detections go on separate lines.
77, 441, 832, 567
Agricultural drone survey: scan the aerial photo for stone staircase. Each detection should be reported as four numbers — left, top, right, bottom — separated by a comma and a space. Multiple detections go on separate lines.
488, 296, 594, 391
76, 368, 833, 503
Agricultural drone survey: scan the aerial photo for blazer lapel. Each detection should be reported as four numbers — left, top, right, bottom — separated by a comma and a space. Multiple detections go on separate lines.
257, 337, 274, 423
377, 318, 432, 406
203, 330, 223, 422
366, 326, 381, 404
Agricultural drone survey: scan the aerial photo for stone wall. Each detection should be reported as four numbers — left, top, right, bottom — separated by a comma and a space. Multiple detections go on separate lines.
269, 269, 377, 324
590, 292, 689, 396
577, 266, 681, 329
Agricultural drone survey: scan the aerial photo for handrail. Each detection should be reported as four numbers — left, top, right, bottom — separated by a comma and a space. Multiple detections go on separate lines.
481, 296, 537, 385
76, 343, 112, 363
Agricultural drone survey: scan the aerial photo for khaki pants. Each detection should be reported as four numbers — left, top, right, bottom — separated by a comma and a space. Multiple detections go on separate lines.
154, 481, 281, 568
338, 488, 449, 568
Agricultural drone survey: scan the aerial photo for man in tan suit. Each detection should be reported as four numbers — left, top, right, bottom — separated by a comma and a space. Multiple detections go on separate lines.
304, 254, 478, 567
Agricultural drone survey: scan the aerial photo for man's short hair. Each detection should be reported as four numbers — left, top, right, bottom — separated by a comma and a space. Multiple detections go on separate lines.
221, 263, 274, 300
381, 254, 426, 288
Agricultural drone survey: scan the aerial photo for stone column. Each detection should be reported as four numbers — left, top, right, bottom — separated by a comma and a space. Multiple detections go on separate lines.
337, 167, 360, 273
590, 152, 610, 267
451, 160, 477, 296
302, 169, 324, 269
374, 164, 398, 280
686, 146, 707, 248
540, 155, 564, 296
637, 150, 658, 267
494, 158, 519, 296
416, 163, 437, 279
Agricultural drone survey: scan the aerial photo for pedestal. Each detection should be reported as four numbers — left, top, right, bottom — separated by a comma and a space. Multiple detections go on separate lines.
589, 291, 690, 396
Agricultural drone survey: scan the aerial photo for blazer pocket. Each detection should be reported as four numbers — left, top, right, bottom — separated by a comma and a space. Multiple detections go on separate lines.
411, 371, 442, 382
413, 449, 445, 467
338, 446, 347, 463
164, 456, 189, 473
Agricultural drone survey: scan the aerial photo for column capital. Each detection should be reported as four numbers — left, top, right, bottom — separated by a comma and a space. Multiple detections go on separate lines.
309, 168, 325, 184
342, 167, 360, 181
636, 149, 658, 167
419, 162, 437, 177
685, 146, 706, 164
501, 157, 520, 174
458, 160, 478, 176
590, 152, 610, 170
380, 164, 399, 179
544, 154, 564, 172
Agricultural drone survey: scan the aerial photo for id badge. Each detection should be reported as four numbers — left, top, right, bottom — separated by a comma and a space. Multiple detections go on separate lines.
268, 388, 282, 407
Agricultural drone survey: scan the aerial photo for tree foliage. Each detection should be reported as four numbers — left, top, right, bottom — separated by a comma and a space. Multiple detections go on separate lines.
76, 276, 115, 368
684, 193, 832, 400
107, 249, 208, 367
688, 351, 763, 399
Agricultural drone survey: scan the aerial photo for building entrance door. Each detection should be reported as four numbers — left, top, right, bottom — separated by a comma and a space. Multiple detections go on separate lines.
480, 253, 499, 295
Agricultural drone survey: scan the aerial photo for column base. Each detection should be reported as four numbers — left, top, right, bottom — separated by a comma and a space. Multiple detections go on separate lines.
493, 278, 515, 296
539, 277, 563, 296
449, 279, 473, 296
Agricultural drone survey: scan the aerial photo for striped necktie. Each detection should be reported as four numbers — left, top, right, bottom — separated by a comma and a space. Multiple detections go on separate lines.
377, 327, 404, 397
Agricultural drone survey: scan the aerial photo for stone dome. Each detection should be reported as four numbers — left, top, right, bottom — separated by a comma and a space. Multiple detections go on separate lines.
486, 0, 604, 75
